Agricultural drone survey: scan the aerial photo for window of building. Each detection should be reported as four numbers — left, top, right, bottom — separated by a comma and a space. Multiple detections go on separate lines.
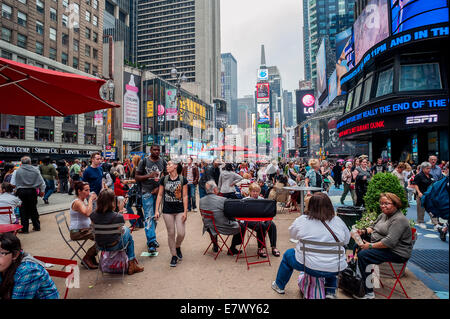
1, 4, 12, 19
376, 67, 394, 97
73, 39, 79, 51
61, 131, 77, 144
92, 65, 97, 75
85, 44, 91, 57
49, 47, 56, 60
361, 74, 373, 104
92, 32, 98, 43
93, 15, 98, 26
61, 52, 68, 65
62, 33, 68, 45
35, 128, 54, 142
93, 0, 98, 10
0, 123, 25, 139
72, 3, 79, 29
17, 56, 26, 63
35, 41, 43, 55
399, 63, 442, 91
345, 90, 353, 113
73, 57, 79, 69
119, 11, 126, 23
1, 50, 12, 59
17, 11, 27, 27
92, 48, 98, 59
18, 0, 27, 4
1, 28, 11, 42
62, 0, 68, 7
85, 133, 96, 145
85, 27, 91, 39
84, 62, 90, 73
352, 78, 363, 109
85, 0, 91, 5
62, 14, 68, 27
17, 34, 27, 48
85, 10, 90, 22
49, 27, 57, 41
36, 21, 44, 35
36, 0, 44, 14
105, 1, 115, 15
50, 7, 57, 21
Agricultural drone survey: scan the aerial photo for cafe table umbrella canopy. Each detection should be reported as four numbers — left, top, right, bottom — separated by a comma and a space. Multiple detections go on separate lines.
0, 57, 119, 116
207, 145, 254, 152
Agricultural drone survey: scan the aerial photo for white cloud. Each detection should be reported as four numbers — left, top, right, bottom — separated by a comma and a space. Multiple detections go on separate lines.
220, 0, 304, 98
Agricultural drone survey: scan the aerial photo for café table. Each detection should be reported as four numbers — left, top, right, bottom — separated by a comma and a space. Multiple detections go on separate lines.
122, 213, 140, 233
0, 223, 23, 234
282, 186, 323, 215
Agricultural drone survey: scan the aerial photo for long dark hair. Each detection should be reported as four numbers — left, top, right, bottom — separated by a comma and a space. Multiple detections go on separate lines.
74, 181, 89, 197
96, 188, 115, 214
0, 232, 24, 299
305, 192, 335, 222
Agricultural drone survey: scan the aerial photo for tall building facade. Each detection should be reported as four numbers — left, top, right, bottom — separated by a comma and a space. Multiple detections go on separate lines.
0, 0, 106, 161
303, 0, 355, 87
136, 0, 221, 103
103, 0, 135, 64
282, 90, 295, 127
221, 53, 237, 124
237, 95, 254, 131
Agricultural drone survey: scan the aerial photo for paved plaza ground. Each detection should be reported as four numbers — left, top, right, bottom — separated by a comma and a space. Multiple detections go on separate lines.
20, 190, 444, 300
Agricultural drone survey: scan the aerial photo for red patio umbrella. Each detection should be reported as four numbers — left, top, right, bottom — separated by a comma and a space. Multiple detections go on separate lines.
207, 145, 254, 152
239, 153, 263, 158
0, 57, 119, 116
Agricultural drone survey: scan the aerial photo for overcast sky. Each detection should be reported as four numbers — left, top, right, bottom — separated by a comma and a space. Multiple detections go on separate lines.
220, 0, 304, 98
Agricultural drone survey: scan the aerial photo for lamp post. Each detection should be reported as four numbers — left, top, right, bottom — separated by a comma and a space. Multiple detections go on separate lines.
170, 65, 187, 158
102, 79, 115, 160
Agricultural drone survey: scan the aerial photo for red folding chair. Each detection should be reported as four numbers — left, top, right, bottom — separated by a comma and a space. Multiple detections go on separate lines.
0, 206, 14, 224
374, 228, 417, 299
33, 256, 78, 299
200, 209, 232, 260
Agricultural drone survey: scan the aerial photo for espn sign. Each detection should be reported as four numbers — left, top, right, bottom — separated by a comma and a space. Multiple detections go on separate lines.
406, 114, 438, 125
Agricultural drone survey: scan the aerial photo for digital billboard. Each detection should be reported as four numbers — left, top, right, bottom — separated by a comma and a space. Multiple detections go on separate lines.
296, 89, 315, 124
256, 83, 270, 102
353, 0, 390, 65
316, 38, 327, 97
336, 28, 355, 95
123, 72, 141, 130
257, 68, 269, 81
328, 69, 338, 104
257, 103, 270, 124
391, 0, 449, 35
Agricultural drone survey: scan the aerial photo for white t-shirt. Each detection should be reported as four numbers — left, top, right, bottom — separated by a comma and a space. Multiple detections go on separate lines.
289, 215, 350, 273
0, 193, 21, 224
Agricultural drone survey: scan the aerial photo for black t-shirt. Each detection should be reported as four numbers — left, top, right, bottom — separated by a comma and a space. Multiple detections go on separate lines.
57, 166, 69, 179
314, 172, 322, 188
412, 171, 434, 194
136, 157, 167, 194
159, 175, 188, 214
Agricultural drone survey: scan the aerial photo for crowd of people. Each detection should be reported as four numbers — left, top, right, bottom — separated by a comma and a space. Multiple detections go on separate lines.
0, 149, 448, 299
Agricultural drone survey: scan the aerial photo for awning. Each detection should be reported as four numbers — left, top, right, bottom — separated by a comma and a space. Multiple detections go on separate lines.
0, 57, 119, 116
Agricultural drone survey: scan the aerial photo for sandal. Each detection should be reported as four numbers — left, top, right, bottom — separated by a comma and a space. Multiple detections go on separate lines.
258, 248, 267, 258
272, 248, 280, 257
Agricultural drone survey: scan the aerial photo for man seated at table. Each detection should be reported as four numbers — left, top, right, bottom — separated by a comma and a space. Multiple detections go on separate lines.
199, 180, 244, 255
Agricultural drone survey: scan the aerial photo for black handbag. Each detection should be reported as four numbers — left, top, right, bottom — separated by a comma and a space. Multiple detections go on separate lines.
338, 254, 366, 298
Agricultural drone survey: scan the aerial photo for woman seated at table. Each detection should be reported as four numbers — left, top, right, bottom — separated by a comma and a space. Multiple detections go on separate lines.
0, 232, 59, 299
353, 192, 413, 299
244, 183, 280, 257
0, 182, 21, 225
90, 188, 144, 275
272, 192, 350, 298
69, 181, 98, 269
269, 175, 292, 211
236, 173, 252, 198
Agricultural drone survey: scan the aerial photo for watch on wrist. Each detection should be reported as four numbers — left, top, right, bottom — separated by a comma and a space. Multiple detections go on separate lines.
369, 244, 373, 249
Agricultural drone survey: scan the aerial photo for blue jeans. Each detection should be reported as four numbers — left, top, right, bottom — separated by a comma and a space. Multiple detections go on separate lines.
43, 179, 55, 201
188, 184, 197, 210
103, 226, 136, 260
142, 192, 157, 247
199, 186, 207, 199
275, 248, 338, 295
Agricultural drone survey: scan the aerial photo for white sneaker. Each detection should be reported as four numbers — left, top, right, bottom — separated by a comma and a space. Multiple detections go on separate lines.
417, 223, 427, 229
353, 292, 375, 299
325, 293, 337, 299
271, 281, 285, 294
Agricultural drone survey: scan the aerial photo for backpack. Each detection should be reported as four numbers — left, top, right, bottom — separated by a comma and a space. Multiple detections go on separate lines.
421, 176, 449, 219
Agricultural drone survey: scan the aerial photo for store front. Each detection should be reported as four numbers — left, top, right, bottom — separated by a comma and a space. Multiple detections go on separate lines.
0, 145, 100, 162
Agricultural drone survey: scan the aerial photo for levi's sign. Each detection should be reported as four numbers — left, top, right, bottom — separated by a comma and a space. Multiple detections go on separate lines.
337, 97, 448, 129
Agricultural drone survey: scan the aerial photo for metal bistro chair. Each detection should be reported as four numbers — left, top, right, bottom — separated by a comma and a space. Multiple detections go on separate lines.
0, 206, 14, 224
298, 238, 346, 299
91, 222, 129, 283
55, 211, 89, 269
200, 209, 232, 260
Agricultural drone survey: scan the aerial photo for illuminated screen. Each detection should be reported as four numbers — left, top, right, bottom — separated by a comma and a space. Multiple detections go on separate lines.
316, 38, 327, 97
256, 83, 270, 99
328, 70, 338, 103
353, 0, 390, 65
391, 0, 449, 35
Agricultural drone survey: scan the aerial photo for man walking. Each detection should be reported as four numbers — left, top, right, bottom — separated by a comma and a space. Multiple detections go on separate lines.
12, 156, 45, 233
82, 152, 104, 196
135, 145, 167, 254
182, 157, 199, 212
68, 159, 82, 195
39, 157, 58, 204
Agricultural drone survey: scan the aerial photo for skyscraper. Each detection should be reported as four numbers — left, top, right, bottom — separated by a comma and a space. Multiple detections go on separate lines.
136, 0, 221, 103
283, 90, 295, 127
303, 0, 355, 87
221, 53, 237, 124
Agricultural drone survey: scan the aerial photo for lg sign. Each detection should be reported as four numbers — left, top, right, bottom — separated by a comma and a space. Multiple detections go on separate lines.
303, 94, 315, 114
296, 89, 315, 124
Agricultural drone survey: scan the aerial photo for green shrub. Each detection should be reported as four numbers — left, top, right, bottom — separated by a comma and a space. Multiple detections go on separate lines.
363, 172, 409, 215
